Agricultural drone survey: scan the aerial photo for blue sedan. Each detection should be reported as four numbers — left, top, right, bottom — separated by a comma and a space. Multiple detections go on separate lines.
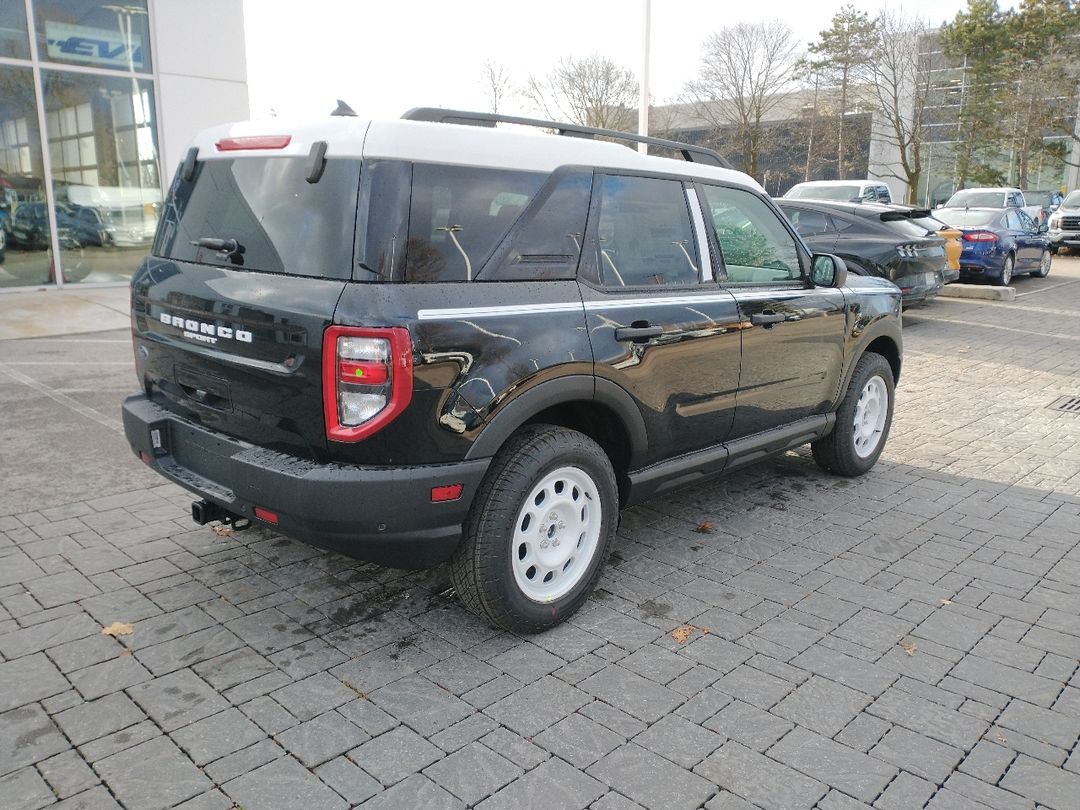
935, 207, 1051, 285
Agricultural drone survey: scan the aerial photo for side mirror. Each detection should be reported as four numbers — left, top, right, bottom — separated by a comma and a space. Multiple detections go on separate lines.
1039, 223, 1049, 234
811, 254, 847, 288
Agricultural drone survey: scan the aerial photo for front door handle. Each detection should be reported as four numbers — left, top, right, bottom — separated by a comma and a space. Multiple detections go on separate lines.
750, 312, 786, 326
615, 325, 663, 342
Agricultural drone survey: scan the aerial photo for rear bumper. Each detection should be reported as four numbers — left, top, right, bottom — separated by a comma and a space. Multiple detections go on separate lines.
122, 394, 489, 568
895, 271, 944, 305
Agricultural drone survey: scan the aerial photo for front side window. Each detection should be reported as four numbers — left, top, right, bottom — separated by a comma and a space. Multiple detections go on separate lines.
702, 185, 802, 283
405, 164, 545, 282
595, 175, 699, 287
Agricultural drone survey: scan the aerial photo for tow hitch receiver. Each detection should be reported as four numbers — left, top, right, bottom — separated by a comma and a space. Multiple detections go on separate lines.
191, 500, 251, 531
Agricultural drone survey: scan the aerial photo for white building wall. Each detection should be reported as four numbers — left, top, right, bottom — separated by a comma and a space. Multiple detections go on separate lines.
149, 0, 250, 180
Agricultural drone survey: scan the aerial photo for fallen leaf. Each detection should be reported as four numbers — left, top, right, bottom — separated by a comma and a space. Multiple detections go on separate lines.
213, 525, 234, 537
671, 624, 711, 644
901, 640, 918, 657
672, 626, 694, 644
118, 649, 132, 658
941, 599, 954, 606
101, 622, 134, 637
693, 521, 714, 534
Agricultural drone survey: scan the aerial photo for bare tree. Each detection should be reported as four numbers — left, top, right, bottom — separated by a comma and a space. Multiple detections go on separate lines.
524, 54, 638, 130
480, 60, 513, 115
869, 11, 932, 203
684, 21, 801, 177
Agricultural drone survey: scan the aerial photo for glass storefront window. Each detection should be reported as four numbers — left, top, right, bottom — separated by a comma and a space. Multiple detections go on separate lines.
43, 69, 160, 284
33, 0, 152, 74
0, 66, 51, 288
0, 0, 31, 59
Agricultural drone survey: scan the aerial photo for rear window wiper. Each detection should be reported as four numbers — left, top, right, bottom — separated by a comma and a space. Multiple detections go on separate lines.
191, 237, 245, 265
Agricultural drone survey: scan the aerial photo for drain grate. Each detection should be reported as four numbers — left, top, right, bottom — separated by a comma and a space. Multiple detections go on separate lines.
1048, 396, 1080, 413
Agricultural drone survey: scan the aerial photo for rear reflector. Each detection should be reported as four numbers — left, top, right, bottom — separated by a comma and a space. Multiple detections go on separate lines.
139, 451, 152, 464
215, 135, 292, 151
431, 484, 464, 502
338, 360, 389, 386
253, 507, 279, 524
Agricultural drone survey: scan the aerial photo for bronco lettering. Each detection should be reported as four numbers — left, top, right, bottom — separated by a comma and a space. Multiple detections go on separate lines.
159, 312, 252, 343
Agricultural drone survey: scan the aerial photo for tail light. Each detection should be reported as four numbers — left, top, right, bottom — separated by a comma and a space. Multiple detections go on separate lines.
962, 231, 998, 242
322, 326, 412, 442
896, 244, 918, 258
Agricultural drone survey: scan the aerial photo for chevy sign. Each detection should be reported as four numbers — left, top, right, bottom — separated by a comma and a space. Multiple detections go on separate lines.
45, 21, 144, 70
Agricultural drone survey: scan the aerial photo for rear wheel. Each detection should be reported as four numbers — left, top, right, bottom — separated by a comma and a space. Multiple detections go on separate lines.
996, 254, 1014, 286
812, 352, 894, 477
1032, 249, 1051, 278
450, 425, 618, 633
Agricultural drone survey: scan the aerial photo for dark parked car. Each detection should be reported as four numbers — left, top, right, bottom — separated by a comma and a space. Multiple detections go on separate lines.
935, 207, 1051, 285
9, 201, 112, 249
122, 109, 903, 632
777, 199, 947, 306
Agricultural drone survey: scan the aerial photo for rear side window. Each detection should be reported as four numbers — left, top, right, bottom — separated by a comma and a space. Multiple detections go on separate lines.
405, 164, 545, 282
786, 208, 832, 237
595, 175, 699, 287
486, 172, 592, 281
155, 157, 361, 279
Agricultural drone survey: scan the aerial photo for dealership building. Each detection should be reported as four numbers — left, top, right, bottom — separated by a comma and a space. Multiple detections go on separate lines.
0, 0, 249, 290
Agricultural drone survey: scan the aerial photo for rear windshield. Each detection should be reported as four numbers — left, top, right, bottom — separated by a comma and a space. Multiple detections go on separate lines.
154, 157, 361, 279
881, 217, 934, 238
946, 190, 1004, 207
786, 184, 861, 202
1063, 191, 1080, 207
936, 209, 999, 227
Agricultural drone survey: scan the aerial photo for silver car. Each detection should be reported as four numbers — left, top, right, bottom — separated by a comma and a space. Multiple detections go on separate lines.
1048, 190, 1080, 254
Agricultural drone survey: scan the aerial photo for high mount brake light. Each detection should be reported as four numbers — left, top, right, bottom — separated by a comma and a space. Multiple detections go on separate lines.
962, 231, 998, 242
322, 326, 413, 442
215, 135, 292, 151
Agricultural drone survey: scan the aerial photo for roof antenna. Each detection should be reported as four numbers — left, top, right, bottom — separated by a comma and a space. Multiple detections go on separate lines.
331, 100, 357, 117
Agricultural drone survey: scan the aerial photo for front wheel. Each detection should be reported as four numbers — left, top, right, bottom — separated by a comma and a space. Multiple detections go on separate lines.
812, 352, 895, 477
450, 425, 618, 633
1032, 249, 1051, 278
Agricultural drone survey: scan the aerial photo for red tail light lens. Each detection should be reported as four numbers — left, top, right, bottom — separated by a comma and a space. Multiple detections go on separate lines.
962, 231, 998, 242
323, 326, 413, 442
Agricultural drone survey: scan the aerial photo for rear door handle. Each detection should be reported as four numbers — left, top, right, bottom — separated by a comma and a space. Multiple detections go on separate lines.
615, 325, 663, 342
750, 312, 786, 326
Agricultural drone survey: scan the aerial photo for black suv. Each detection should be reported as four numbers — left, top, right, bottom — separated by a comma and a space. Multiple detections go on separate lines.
122, 109, 902, 632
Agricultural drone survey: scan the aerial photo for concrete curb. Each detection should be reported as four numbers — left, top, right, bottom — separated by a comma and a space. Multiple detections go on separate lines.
939, 284, 1016, 301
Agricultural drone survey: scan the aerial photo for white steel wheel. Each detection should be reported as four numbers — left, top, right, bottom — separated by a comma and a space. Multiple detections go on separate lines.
450, 424, 618, 633
852, 376, 889, 459
512, 466, 602, 603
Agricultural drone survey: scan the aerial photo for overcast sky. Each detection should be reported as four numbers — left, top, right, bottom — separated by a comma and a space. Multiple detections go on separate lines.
242, 0, 975, 122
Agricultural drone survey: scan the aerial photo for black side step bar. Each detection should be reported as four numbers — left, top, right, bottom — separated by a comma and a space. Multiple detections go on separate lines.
401, 107, 733, 169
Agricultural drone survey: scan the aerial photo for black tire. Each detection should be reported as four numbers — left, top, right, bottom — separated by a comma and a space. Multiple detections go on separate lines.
996, 253, 1014, 286
1032, 249, 1051, 278
450, 424, 618, 633
812, 352, 895, 477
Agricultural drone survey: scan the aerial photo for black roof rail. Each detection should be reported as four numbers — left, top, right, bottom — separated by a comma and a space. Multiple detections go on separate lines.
400, 107, 734, 170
